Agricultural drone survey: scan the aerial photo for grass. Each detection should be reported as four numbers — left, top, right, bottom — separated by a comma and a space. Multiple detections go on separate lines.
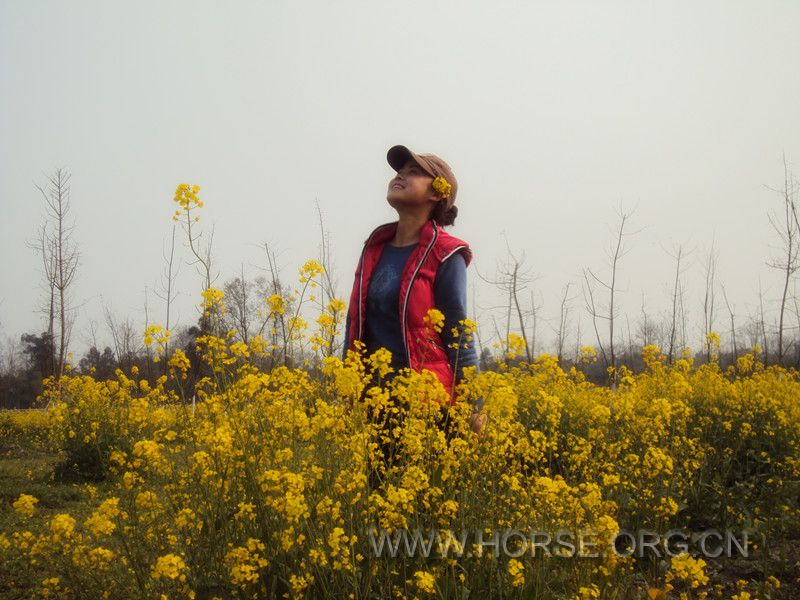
1, 404, 798, 598
0, 445, 115, 599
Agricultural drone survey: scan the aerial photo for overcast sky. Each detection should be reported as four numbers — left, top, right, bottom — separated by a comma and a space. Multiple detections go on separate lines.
2, 1, 799, 360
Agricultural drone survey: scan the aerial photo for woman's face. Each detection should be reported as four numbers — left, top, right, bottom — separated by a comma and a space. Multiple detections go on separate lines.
386, 159, 436, 211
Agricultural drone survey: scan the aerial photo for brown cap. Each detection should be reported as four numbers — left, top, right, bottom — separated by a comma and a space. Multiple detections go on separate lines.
387, 144, 458, 210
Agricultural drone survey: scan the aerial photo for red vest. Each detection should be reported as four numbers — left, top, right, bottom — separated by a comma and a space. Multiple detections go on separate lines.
345, 219, 472, 404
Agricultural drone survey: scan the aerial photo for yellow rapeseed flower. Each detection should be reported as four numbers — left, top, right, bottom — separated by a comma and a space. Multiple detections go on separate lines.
423, 308, 445, 334
666, 553, 709, 589
225, 538, 268, 588
201, 287, 225, 315
85, 497, 122, 536
151, 553, 187, 581
168, 348, 191, 378
299, 259, 325, 283
12, 494, 38, 518
49, 514, 76, 543
432, 176, 452, 200
266, 293, 285, 316
414, 570, 436, 594
508, 558, 525, 587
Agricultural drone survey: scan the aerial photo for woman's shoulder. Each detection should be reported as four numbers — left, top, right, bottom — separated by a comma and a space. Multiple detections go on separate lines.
433, 224, 469, 247
433, 226, 472, 266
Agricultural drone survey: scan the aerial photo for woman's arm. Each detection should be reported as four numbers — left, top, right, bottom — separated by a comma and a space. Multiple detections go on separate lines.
433, 253, 484, 413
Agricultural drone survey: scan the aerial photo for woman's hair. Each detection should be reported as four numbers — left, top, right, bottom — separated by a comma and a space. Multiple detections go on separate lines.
431, 201, 458, 227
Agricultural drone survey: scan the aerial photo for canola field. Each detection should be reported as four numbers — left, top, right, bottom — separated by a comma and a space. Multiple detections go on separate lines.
1, 318, 798, 599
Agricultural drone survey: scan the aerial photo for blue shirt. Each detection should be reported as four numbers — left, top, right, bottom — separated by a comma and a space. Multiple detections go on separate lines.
343, 242, 482, 408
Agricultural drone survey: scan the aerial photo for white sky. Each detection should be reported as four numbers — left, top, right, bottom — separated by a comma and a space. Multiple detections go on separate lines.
2, 1, 800, 359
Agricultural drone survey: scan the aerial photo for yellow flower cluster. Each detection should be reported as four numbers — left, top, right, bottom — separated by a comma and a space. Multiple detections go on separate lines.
414, 570, 436, 594
423, 307, 445, 333
367, 347, 394, 379
507, 558, 525, 587
85, 546, 115, 571
266, 293, 285, 316
167, 348, 191, 379
143, 324, 170, 348
448, 317, 477, 351
505, 332, 527, 360
666, 552, 709, 590
172, 183, 202, 221
225, 538, 269, 588
151, 553, 187, 581
201, 287, 226, 317
299, 259, 325, 284
49, 514, 76, 543
13, 493, 39, 518
580, 345, 598, 364
85, 497, 123, 536
431, 176, 452, 200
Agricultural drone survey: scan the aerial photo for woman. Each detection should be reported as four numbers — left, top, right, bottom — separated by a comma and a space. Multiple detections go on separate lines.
343, 144, 486, 435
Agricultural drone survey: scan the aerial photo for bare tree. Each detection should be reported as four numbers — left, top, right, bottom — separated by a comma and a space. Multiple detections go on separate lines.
103, 302, 139, 372
625, 314, 635, 365
665, 244, 688, 363
582, 269, 608, 367
490, 315, 503, 361
678, 278, 689, 354
26, 224, 57, 376
81, 318, 101, 357
314, 201, 343, 358
529, 289, 542, 359
257, 242, 296, 367
154, 222, 180, 369
510, 259, 530, 363
224, 265, 256, 344
758, 277, 770, 363
554, 283, 573, 363
573, 315, 582, 364
637, 293, 650, 348
701, 240, 718, 362
476, 237, 536, 363
582, 205, 637, 385
765, 154, 800, 364
635, 292, 660, 351
721, 283, 738, 361
471, 284, 485, 363
498, 240, 533, 363
743, 313, 762, 350
143, 286, 156, 380
792, 280, 800, 367
29, 169, 80, 380
315, 201, 339, 307
0, 332, 23, 377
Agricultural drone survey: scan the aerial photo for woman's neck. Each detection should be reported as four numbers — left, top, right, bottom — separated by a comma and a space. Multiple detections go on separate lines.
391, 211, 429, 246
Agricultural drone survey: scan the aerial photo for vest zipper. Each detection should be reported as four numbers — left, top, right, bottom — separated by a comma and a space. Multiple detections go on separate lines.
356, 225, 386, 341
400, 225, 439, 367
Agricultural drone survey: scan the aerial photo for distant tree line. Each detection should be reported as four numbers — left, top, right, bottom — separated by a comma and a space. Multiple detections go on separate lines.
2, 158, 799, 408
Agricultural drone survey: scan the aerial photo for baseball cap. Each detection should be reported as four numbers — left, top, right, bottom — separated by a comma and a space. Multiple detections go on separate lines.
387, 144, 458, 209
